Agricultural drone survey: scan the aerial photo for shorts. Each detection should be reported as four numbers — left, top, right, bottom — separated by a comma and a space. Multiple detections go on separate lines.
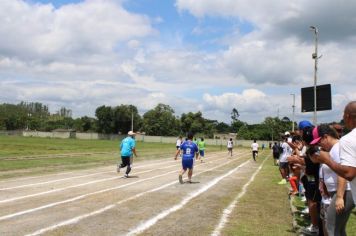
176, 146, 180, 150
199, 150, 205, 157
279, 162, 288, 169
182, 158, 194, 170
273, 152, 279, 159
301, 176, 321, 201
228, 147, 233, 151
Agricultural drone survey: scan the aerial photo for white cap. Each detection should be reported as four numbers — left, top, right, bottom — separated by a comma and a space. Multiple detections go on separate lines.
284, 131, 290, 136
128, 131, 135, 136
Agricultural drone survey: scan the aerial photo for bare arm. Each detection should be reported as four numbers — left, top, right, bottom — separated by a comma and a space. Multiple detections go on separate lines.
335, 176, 347, 214
132, 148, 138, 158
174, 149, 180, 160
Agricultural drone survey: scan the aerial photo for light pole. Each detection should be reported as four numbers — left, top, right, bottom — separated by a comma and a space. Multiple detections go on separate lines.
290, 94, 295, 132
310, 26, 319, 125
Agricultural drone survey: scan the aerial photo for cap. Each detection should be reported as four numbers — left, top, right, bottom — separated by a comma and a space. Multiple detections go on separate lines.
298, 120, 313, 130
128, 131, 135, 136
284, 131, 290, 136
310, 127, 321, 145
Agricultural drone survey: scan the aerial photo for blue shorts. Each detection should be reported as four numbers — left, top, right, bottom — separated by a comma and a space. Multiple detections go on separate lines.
182, 158, 194, 170
199, 150, 205, 157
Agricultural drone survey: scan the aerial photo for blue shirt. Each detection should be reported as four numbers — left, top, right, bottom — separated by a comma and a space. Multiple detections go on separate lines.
120, 136, 136, 157
180, 140, 198, 160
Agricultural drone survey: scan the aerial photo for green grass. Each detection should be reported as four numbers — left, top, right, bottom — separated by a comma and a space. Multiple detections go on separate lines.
221, 153, 295, 235
0, 136, 222, 179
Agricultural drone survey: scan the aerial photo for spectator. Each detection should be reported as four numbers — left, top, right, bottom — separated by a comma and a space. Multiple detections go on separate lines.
310, 124, 354, 235
311, 101, 356, 204
272, 142, 280, 166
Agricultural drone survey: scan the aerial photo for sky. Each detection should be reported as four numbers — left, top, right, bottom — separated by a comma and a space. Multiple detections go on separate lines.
1, 0, 356, 125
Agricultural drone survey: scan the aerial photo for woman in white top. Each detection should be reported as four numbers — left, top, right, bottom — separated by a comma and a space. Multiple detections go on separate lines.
310, 124, 354, 236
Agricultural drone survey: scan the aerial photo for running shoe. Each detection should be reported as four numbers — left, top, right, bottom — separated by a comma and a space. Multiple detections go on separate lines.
301, 224, 318, 234
278, 179, 287, 185
179, 174, 183, 184
124, 174, 129, 178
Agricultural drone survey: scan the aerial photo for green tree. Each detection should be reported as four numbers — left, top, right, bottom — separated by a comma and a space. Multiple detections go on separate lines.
95, 105, 113, 134
142, 104, 180, 136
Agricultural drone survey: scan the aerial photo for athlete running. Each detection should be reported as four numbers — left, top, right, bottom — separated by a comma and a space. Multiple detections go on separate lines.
118, 131, 138, 178
175, 132, 199, 184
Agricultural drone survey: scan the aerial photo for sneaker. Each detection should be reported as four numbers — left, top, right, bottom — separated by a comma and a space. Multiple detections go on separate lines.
301, 196, 307, 202
278, 179, 287, 185
117, 164, 121, 173
179, 174, 184, 184
301, 224, 319, 234
301, 207, 309, 214
124, 174, 129, 178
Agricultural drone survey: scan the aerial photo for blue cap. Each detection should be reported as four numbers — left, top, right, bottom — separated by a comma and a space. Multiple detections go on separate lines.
298, 120, 313, 130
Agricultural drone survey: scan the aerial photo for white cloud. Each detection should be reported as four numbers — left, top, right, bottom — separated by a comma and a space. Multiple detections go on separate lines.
1, 0, 355, 125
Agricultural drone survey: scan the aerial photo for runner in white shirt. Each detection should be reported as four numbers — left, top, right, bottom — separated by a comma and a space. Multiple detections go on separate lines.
251, 140, 259, 161
227, 138, 233, 157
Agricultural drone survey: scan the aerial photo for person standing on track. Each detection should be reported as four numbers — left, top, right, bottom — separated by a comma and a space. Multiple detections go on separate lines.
198, 137, 206, 163
175, 132, 199, 184
118, 131, 138, 178
227, 138, 233, 157
251, 139, 259, 161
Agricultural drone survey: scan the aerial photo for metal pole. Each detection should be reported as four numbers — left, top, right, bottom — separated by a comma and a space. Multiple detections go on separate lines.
290, 94, 295, 132
131, 110, 133, 131
310, 26, 318, 125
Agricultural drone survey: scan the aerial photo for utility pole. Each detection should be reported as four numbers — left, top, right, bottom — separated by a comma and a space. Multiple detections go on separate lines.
310, 26, 319, 125
290, 94, 295, 132
131, 110, 134, 131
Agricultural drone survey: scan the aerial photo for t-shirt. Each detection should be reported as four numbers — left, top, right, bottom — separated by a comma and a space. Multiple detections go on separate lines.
198, 141, 205, 150
120, 136, 135, 157
251, 143, 259, 151
320, 143, 339, 192
279, 141, 292, 163
180, 140, 199, 160
272, 144, 279, 154
227, 140, 233, 148
176, 139, 182, 147
340, 128, 356, 203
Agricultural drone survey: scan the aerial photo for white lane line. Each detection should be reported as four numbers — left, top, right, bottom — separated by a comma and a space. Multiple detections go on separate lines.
0, 170, 177, 222
0, 158, 178, 191
211, 155, 270, 236
24, 156, 244, 236
0, 163, 180, 204
126, 160, 251, 236
0, 154, 240, 221
0, 153, 227, 201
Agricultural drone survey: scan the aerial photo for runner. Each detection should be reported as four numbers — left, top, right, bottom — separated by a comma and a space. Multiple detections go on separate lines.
174, 132, 199, 184
117, 131, 138, 178
227, 138, 233, 157
251, 140, 259, 161
198, 137, 206, 163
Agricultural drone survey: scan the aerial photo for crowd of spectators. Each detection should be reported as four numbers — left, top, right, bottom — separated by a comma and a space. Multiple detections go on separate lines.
274, 101, 356, 235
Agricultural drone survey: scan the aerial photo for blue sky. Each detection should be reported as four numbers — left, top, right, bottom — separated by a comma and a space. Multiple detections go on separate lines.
1, 0, 356, 125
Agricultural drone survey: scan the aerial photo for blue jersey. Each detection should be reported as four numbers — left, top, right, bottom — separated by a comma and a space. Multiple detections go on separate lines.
180, 140, 198, 160
120, 137, 136, 157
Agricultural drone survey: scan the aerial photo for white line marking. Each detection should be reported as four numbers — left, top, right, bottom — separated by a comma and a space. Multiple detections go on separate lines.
24, 156, 243, 236
0, 153, 240, 221
211, 155, 270, 236
0, 158, 177, 189
126, 160, 251, 236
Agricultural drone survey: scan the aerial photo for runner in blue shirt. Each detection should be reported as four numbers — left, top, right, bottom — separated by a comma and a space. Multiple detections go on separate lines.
174, 132, 199, 184
118, 131, 138, 178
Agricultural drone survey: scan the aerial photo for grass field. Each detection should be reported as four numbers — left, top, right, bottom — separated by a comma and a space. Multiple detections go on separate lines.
1, 136, 355, 235
0, 136, 223, 179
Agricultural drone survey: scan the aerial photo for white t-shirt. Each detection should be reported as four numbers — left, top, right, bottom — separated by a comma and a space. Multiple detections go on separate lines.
227, 140, 233, 148
251, 143, 259, 151
321, 142, 351, 192
279, 141, 292, 163
340, 128, 356, 203
176, 139, 182, 147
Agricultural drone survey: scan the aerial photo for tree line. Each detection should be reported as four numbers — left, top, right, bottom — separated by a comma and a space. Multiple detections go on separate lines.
0, 101, 298, 140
